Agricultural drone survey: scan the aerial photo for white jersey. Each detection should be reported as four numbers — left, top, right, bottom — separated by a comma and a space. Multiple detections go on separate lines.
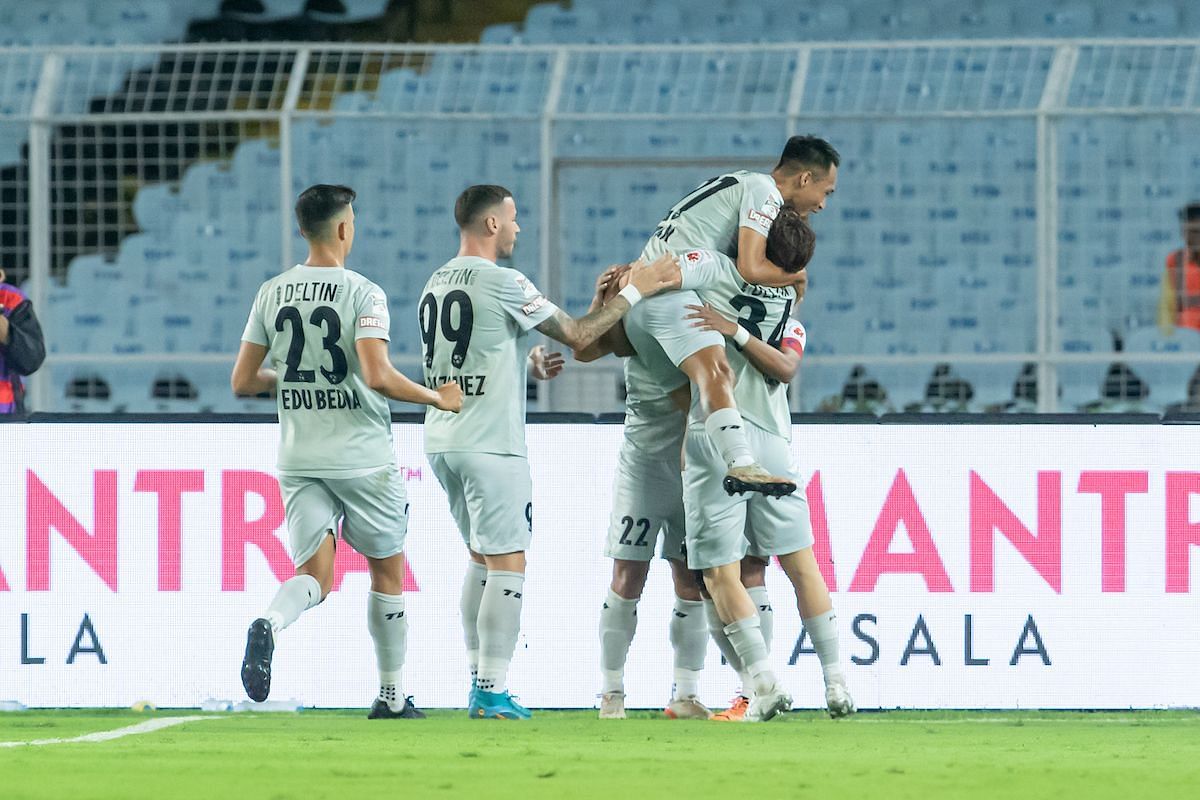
640, 170, 782, 263
420, 256, 559, 457
618, 170, 782, 435
679, 249, 800, 439
241, 264, 394, 477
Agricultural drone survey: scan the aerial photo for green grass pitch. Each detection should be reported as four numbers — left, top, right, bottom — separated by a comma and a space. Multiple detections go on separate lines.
2, 709, 1199, 799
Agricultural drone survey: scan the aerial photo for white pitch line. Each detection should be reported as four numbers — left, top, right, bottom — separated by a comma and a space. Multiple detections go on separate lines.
0, 715, 220, 748
844, 715, 1200, 725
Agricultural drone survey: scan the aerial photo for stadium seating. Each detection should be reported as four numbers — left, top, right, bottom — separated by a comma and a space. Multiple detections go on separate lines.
490, 1, 1200, 44
16, 3, 1200, 414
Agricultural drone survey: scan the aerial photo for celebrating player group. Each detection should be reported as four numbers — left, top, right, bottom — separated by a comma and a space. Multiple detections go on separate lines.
230, 134, 854, 722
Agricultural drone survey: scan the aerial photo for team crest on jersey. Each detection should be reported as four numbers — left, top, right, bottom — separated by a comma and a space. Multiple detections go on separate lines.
684, 250, 705, 268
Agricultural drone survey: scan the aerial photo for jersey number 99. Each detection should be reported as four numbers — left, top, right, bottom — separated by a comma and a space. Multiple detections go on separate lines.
419, 290, 475, 370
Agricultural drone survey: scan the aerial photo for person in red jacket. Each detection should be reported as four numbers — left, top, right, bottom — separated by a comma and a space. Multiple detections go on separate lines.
0, 267, 46, 415
1158, 202, 1200, 334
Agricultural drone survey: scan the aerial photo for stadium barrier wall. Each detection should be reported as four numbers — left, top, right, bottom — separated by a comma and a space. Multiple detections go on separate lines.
3, 420, 1199, 710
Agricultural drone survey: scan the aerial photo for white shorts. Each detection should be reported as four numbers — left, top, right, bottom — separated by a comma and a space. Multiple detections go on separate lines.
604, 438, 687, 563
682, 422, 813, 570
428, 451, 533, 556
625, 290, 725, 369
278, 464, 410, 567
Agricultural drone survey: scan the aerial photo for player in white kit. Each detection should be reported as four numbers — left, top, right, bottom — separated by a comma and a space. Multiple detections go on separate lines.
232, 185, 463, 719
682, 236, 855, 721
422, 185, 679, 720
635, 136, 840, 498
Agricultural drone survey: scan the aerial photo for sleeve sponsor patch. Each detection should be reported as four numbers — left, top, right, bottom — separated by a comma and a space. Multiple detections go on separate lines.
746, 208, 775, 228
358, 315, 387, 330
683, 250, 706, 269
522, 295, 549, 316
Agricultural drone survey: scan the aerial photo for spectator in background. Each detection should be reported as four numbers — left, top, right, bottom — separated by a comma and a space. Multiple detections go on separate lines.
1158, 201, 1200, 334
0, 267, 46, 415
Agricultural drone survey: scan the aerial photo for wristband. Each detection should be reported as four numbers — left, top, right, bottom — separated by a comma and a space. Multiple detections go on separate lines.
617, 284, 643, 307
732, 325, 751, 347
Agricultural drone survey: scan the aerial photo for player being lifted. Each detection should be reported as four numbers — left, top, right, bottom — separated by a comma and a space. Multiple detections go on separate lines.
233, 185, 463, 719
682, 234, 855, 721
575, 135, 840, 718
421, 185, 678, 720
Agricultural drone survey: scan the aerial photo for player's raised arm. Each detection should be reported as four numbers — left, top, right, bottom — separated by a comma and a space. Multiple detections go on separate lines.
357, 337, 462, 411
538, 253, 680, 351
573, 263, 636, 362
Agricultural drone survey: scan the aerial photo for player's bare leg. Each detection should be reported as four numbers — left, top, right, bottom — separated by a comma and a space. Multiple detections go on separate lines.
241, 531, 333, 702
598, 558, 650, 719
365, 551, 425, 719
663, 558, 711, 719
777, 549, 855, 718
702, 562, 790, 721
679, 346, 795, 498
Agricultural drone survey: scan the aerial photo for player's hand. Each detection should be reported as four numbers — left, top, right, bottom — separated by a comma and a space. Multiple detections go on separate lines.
594, 264, 629, 305
528, 344, 565, 381
685, 303, 738, 338
794, 268, 808, 301
628, 252, 682, 298
434, 381, 463, 413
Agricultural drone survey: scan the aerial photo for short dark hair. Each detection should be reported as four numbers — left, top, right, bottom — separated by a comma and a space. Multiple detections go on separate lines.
776, 135, 840, 175
295, 184, 356, 239
765, 206, 816, 274
1180, 202, 1200, 222
454, 184, 513, 228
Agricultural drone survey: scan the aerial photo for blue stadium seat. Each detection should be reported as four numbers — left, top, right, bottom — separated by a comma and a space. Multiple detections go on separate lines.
481, 23, 519, 44
523, 3, 602, 43
766, 4, 851, 40
1011, 0, 1097, 37
9, 1, 88, 44
927, 1, 1014, 37
89, 0, 176, 42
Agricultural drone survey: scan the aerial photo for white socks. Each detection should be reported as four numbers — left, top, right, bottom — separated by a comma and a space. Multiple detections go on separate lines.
263, 574, 322, 633
704, 407, 755, 468
669, 597, 707, 700
803, 610, 845, 685
460, 560, 488, 682
704, 599, 745, 687
747, 586, 774, 653
367, 591, 407, 710
599, 589, 639, 695
724, 615, 777, 697
476, 570, 525, 694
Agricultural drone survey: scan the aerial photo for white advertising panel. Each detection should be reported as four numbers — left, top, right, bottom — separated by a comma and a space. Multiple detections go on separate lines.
3, 422, 1199, 709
